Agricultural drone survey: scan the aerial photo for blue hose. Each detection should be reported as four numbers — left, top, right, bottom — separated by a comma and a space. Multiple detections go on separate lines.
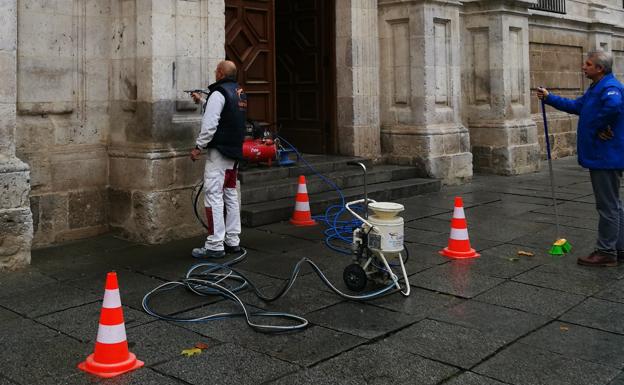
277, 135, 363, 254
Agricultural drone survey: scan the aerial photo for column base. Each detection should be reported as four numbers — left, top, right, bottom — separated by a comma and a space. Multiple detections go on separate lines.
0, 159, 33, 270
469, 119, 541, 175
381, 123, 473, 185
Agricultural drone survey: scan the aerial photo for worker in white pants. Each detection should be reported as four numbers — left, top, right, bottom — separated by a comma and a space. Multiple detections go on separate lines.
200, 148, 241, 256
190, 60, 246, 258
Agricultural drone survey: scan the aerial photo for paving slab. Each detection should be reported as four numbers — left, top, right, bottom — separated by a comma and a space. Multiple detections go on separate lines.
379, 319, 506, 369
0, 306, 20, 325
256, 220, 327, 242
370, 287, 463, 319
265, 343, 458, 385
509, 224, 596, 250
65, 270, 169, 311
430, 300, 549, 342
410, 263, 505, 298
609, 373, 624, 385
475, 281, 585, 318
594, 279, 624, 304
513, 264, 613, 296
240, 228, 318, 253
0, 318, 91, 385
153, 342, 298, 385
519, 321, 624, 369
125, 321, 220, 366
417, 232, 502, 252
306, 301, 416, 339
175, 301, 365, 366
239, 284, 342, 315
560, 297, 624, 335
36, 302, 152, 342
0, 268, 57, 293
403, 242, 451, 273
442, 371, 509, 385
406, 217, 454, 233
453, 246, 546, 279
474, 343, 620, 385
0, 280, 100, 318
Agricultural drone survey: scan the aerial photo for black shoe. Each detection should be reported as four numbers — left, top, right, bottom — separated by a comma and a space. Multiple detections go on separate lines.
224, 244, 242, 254
577, 250, 617, 267
192, 247, 225, 259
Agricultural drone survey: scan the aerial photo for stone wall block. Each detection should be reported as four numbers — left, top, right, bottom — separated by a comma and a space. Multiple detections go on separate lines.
34, 193, 68, 246
50, 152, 108, 192
128, 189, 202, 244
68, 189, 108, 229
108, 188, 132, 227
0, 170, 30, 209
0, 208, 33, 270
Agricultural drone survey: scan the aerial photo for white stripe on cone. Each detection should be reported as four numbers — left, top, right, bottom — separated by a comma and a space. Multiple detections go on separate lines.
450, 228, 469, 240
294, 200, 310, 211
102, 289, 122, 309
96, 323, 127, 344
297, 184, 308, 194
453, 207, 465, 219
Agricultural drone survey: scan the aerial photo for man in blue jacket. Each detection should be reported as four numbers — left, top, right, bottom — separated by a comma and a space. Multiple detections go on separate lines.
537, 50, 624, 266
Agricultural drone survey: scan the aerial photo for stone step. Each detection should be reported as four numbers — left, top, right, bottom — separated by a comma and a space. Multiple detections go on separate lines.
240, 164, 420, 204
241, 177, 441, 227
238, 155, 372, 184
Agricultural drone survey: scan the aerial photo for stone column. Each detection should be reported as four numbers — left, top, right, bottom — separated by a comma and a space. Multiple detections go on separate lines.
378, 0, 472, 184
335, 0, 381, 158
461, 0, 540, 175
0, 0, 33, 269
108, 0, 217, 243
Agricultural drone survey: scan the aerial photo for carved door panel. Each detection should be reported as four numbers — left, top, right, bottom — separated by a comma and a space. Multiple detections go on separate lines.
275, 0, 333, 153
225, 0, 275, 125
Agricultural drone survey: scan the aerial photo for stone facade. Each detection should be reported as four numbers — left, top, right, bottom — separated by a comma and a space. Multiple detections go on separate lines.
2, 0, 624, 268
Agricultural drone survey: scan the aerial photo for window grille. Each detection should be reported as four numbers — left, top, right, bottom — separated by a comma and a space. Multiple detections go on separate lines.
531, 0, 566, 14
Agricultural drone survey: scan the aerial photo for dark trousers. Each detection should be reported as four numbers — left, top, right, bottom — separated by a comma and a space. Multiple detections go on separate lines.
590, 169, 624, 253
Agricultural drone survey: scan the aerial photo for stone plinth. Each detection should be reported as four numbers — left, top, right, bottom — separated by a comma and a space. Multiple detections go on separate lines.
462, 0, 540, 175
0, 159, 33, 270
379, 0, 472, 184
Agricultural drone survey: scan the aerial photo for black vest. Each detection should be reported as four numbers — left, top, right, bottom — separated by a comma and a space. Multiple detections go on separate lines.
205, 77, 247, 160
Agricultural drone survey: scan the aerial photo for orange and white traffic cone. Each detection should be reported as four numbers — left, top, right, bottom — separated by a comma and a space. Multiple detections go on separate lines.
290, 175, 317, 226
78, 272, 144, 378
439, 196, 480, 259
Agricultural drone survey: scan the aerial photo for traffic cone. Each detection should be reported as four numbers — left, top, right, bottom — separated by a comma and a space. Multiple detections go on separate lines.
439, 196, 480, 259
290, 175, 317, 226
78, 272, 143, 378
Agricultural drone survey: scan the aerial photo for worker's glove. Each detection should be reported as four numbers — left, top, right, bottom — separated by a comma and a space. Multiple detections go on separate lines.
598, 126, 614, 141
190, 147, 201, 161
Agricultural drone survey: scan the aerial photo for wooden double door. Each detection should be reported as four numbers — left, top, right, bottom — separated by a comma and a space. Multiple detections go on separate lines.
225, 0, 335, 154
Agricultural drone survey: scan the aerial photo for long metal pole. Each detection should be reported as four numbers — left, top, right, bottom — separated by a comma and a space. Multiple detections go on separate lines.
541, 99, 561, 239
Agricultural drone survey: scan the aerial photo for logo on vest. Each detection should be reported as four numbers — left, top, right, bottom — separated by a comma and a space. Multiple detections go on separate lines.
236, 87, 248, 110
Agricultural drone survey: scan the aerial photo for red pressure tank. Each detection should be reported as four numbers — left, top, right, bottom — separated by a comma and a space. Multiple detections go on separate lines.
242, 137, 278, 166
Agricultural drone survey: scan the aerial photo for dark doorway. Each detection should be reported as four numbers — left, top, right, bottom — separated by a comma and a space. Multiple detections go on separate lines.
224, 0, 335, 154
275, 0, 335, 154
225, 0, 275, 125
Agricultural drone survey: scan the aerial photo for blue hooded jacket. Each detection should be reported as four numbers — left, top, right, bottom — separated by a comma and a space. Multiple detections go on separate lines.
544, 73, 624, 169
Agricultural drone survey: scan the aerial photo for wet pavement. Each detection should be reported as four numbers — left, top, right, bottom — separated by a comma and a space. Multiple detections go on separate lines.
2, 156, 624, 385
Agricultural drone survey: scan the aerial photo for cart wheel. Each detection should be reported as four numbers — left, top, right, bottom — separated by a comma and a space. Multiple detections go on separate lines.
343, 264, 367, 292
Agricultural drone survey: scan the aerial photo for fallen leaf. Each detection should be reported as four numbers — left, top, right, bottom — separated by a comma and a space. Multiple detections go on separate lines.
181, 348, 202, 357
560, 325, 569, 332
517, 250, 534, 257
507, 257, 520, 262
195, 342, 209, 350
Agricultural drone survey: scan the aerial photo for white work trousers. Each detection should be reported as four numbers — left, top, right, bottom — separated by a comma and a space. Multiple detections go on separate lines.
203, 148, 241, 251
